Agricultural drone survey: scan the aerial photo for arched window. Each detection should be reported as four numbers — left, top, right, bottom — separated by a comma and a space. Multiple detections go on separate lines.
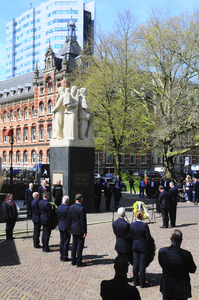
31, 126, 36, 141
47, 124, 52, 139
48, 100, 52, 114
17, 108, 21, 120
39, 125, 44, 140
24, 107, 28, 119
3, 111, 7, 122
24, 151, 28, 163
47, 58, 51, 69
9, 151, 13, 164
16, 151, 20, 163
32, 106, 36, 118
16, 128, 21, 142
3, 129, 7, 144
46, 77, 52, 93
39, 102, 44, 116
40, 87, 44, 95
39, 150, 43, 162
32, 150, 36, 163
10, 110, 14, 121
3, 151, 6, 163
24, 127, 28, 142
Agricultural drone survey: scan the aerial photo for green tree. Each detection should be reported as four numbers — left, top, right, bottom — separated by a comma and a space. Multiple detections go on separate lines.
134, 9, 199, 177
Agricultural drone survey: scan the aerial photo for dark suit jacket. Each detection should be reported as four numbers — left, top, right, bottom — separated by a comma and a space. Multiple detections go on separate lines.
169, 186, 178, 206
38, 185, 48, 200
2, 201, 9, 220
57, 203, 70, 232
39, 198, 52, 226
158, 190, 170, 209
100, 275, 141, 300
70, 202, 87, 236
158, 245, 196, 298
130, 220, 151, 253
25, 188, 34, 204
31, 198, 40, 223
112, 218, 130, 254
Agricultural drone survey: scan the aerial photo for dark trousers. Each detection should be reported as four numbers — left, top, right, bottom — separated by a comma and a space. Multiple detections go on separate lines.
133, 251, 146, 286
95, 196, 101, 212
59, 230, 70, 260
169, 205, 177, 227
163, 296, 187, 300
55, 197, 62, 206
33, 222, 41, 247
105, 197, 111, 211
71, 234, 85, 265
27, 202, 32, 218
6, 219, 16, 239
42, 224, 51, 251
161, 208, 169, 228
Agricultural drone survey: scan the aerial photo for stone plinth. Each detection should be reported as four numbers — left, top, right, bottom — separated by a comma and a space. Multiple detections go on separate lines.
50, 145, 94, 213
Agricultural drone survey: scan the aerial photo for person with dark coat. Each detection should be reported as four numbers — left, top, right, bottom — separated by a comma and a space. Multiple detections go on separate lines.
94, 178, 102, 213
112, 207, 130, 257
104, 181, 112, 211
31, 192, 41, 248
100, 255, 141, 300
25, 183, 34, 219
129, 177, 136, 195
168, 182, 178, 227
38, 180, 48, 201
70, 194, 87, 267
39, 191, 52, 252
52, 179, 63, 206
113, 182, 122, 210
158, 229, 196, 300
57, 195, 71, 261
158, 185, 170, 228
163, 178, 170, 192
2, 194, 18, 240
130, 210, 151, 288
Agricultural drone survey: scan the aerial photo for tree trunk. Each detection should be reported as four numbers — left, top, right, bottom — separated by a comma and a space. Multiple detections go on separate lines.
114, 153, 120, 176
163, 144, 176, 178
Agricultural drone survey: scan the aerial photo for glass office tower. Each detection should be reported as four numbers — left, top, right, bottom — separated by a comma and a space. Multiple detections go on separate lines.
5, 0, 95, 79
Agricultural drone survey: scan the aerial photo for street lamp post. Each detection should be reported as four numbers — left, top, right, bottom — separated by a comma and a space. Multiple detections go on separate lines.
10, 130, 14, 186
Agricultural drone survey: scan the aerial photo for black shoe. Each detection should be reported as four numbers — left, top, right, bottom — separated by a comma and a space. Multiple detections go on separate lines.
63, 258, 71, 262
34, 245, 42, 249
43, 248, 52, 252
160, 226, 165, 228
140, 282, 150, 288
76, 262, 86, 268
71, 262, 76, 266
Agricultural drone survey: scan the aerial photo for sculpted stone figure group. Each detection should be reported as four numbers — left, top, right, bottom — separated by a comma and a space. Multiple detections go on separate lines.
52, 86, 93, 141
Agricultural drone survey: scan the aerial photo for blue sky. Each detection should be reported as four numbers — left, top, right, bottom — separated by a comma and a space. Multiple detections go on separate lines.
0, 0, 199, 81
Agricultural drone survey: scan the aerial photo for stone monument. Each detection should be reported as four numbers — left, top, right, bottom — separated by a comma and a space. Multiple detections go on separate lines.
50, 86, 94, 213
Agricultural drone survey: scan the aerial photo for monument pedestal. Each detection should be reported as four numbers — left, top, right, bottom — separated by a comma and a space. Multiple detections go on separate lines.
50, 141, 94, 213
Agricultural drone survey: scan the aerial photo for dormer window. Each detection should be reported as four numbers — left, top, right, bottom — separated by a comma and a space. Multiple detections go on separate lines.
4, 89, 9, 98
25, 83, 31, 93
0, 91, 3, 98
10, 87, 17, 96
48, 58, 51, 69
17, 85, 24, 95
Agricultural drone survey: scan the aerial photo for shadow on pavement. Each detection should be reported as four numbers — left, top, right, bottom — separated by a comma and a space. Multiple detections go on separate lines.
175, 223, 198, 228
0, 239, 20, 267
146, 273, 162, 287
83, 254, 114, 266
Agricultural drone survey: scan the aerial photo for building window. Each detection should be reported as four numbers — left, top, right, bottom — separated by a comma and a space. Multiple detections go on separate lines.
39, 102, 44, 116
17, 108, 21, 120
16, 151, 20, 163
47, 124, 52, 139
179, 155, 183, 165
9, 151, 13, 164
32, 106, 37, 118
32, 126, 36, 141
10, 110, 14, 121
120, 155, 124, 164
141, 154, 146, 164
24, 151, 28, 163
24, 107, 28, 119
3, 111, 7, 122
32, 151, 36, 163
40, 87, 44, 95
196, 155, 199, 164
39, 150, 43, 162
3, 130, 7, 143
16, 128, 21, 142
39, 125, 44, 140
48, 100, 52, 114
130, 153, 136, 164
106, 153, 113, 164
24, 127, 28, 142
95, 151, 99, 164
3, 151, 6, 163
47, 78, 53, 93
47, 150, 50, 163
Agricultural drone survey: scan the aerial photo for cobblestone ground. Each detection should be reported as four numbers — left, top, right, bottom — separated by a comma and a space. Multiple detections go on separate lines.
0, 194, 199, 300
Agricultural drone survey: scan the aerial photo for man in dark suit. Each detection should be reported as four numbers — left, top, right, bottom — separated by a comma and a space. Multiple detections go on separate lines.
52, 179, 63, 206
168, 182, 178, 227
100, 255, 141, 300
38, 180, 48, 201
94, 178, 102, 213
70, 194, 87, 267
39, 191, 52, 252
57, 195, 71, 261
158, 185, 170, 228
31, 192, 41, 248
25, 183, 34, 219
158, 230, 196, 300
112, 207, 130, 257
